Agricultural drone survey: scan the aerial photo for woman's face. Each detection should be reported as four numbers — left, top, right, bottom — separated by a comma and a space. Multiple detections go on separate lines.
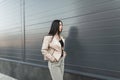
59, 22, 63, 32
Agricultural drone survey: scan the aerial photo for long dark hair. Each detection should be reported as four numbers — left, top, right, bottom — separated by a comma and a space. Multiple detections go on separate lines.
48, 20, 63, 36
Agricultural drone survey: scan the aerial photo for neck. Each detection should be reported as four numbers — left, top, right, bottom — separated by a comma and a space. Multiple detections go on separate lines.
55, 33, 61, 40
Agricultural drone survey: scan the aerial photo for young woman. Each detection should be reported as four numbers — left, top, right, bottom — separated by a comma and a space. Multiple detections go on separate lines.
41, 20, 67, 80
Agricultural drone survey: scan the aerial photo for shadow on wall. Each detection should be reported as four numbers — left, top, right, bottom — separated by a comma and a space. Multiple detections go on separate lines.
65, 26, 85, 65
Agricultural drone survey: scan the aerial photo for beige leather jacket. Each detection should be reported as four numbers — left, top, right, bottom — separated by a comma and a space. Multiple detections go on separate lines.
41, 35, 66, 61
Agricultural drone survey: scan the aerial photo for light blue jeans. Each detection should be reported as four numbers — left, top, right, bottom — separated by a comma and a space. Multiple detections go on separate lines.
48, 57, 65, 80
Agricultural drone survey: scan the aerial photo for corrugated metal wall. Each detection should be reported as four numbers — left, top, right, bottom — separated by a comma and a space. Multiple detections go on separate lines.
0, 0, 23, 60
0, 0, 120, 78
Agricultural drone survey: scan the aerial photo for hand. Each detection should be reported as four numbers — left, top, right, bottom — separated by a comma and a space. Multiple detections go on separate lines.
50, 56, 57, 62
53, 57, 57, 62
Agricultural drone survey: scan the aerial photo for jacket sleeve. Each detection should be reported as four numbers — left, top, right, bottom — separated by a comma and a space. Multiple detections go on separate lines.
41, 36, 55, 61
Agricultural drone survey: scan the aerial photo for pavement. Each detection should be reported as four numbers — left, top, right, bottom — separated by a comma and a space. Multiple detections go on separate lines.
0, 73, 17, 80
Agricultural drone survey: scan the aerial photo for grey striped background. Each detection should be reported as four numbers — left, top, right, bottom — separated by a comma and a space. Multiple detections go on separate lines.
0, 0, 120, 78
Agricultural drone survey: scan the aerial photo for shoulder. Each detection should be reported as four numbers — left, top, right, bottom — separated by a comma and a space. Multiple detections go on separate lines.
43, 35, 53, 41
61, 36, 65, 42
44, 35, 52, 38
61, 35, 65, 39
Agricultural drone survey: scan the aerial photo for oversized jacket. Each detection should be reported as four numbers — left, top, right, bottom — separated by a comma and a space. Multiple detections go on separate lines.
41, 35, 66, 61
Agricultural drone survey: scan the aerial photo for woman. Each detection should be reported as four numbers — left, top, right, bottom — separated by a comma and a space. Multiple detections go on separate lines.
41, 20, 67, 80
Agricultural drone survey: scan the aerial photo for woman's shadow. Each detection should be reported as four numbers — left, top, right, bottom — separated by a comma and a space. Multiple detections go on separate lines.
65, 26, 84, 65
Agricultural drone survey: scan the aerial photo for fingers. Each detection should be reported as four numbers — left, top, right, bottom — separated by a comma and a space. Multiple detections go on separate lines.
50, 57, 57, 62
